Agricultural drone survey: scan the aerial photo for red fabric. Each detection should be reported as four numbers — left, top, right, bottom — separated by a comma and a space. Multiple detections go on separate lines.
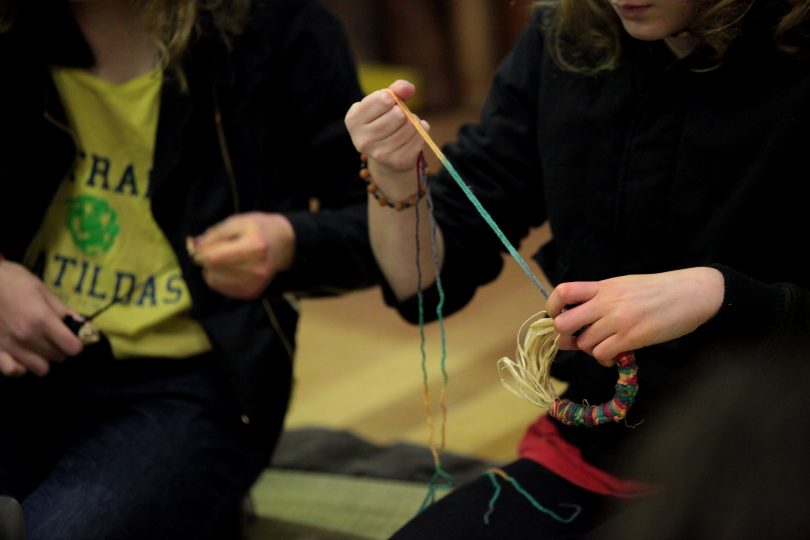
518, 415, 657, 497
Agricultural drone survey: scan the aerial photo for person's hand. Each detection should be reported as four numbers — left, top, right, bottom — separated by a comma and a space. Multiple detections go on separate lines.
0, 260, 84, 377
189, 212, 295, 300
545, 267, 724, 366
345, 79, 430, 187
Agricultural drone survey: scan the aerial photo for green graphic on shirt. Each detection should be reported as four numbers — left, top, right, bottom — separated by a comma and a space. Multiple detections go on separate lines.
66, 195, 120, 256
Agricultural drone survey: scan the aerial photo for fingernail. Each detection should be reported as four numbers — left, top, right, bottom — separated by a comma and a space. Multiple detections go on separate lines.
186, 236, 198, 257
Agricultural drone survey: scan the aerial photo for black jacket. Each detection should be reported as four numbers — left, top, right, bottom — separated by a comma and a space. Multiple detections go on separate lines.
0, 0, 379, 437
391, 7, 810, 474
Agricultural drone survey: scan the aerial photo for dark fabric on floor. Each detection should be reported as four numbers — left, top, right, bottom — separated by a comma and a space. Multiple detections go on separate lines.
271, 428, 497, 486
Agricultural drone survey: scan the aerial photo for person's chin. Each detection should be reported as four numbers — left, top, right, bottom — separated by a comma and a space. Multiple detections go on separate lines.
621, 22, 669, 42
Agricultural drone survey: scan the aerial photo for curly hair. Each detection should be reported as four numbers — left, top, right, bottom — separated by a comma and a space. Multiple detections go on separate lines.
537, 0, 810, 74
0, 0, 251, 69
138, 0, 252, 71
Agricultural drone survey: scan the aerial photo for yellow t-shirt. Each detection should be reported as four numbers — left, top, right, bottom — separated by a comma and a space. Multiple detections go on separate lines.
25, 66, 212, 359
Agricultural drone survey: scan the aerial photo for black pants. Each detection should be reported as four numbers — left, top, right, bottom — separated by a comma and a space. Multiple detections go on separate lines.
391, 459, 632, 540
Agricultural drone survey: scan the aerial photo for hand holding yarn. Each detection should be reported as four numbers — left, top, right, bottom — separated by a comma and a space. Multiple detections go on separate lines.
0, 259, 83, 377
546, 268, 725, 366
188, 212, 296, 300
345, 80, 432, 198
498, 268, 725, 427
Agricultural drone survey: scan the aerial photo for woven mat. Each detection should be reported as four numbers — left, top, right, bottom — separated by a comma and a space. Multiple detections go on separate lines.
244, 428, 496, 539
248, 469, 444, 540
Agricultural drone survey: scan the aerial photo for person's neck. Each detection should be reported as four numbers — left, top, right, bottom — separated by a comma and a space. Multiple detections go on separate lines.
69, 0, 158, 84
664, 32, 699, 59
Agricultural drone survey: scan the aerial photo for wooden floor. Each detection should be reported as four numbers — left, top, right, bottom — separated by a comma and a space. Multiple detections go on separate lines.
285, 109, 561, 464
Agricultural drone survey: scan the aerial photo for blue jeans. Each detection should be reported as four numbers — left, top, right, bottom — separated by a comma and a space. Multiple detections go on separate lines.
0, 343, 285, 540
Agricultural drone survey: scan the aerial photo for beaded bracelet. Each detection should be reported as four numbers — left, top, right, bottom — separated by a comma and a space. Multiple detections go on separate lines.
359, 153, 428, 211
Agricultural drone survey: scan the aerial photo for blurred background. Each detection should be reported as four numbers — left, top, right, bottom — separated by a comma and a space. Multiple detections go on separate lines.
324, 0, 535, 111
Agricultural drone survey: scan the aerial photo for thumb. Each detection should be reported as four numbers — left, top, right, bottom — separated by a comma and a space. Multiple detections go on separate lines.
388, 79, 417, 102
195, 215, 249, 251
40, 288, 84, 355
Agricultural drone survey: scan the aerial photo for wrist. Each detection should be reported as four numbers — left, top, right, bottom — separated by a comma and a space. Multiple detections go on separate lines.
263, 213, 296, 272
361, 153, 428, 211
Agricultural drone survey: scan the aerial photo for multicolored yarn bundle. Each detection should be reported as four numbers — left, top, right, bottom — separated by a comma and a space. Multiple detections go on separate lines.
551, 351, 638, 426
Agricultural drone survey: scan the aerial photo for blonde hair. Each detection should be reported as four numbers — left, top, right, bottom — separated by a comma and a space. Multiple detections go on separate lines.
0, 0, 251, 72
537, 0, 810, 74
138, 0, 251, 75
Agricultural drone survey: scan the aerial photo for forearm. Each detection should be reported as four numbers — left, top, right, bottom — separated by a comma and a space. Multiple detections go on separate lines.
368, 164, 445, 300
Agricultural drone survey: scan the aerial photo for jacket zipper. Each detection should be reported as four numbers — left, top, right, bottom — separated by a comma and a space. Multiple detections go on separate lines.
212, 86, 295, 363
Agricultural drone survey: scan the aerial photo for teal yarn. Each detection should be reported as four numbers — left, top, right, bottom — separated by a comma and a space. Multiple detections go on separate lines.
437, 156, 549, 299
414, 164, 454, 511
418, 468, 454, 513
483, 472, 503, 525
483, 470, 582, 525
385, 88, 548, 300
427, 191, 449, 388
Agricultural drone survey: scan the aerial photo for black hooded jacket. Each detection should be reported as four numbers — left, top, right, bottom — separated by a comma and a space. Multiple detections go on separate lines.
389, 6, 810, 474
0, 0, 379, 439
